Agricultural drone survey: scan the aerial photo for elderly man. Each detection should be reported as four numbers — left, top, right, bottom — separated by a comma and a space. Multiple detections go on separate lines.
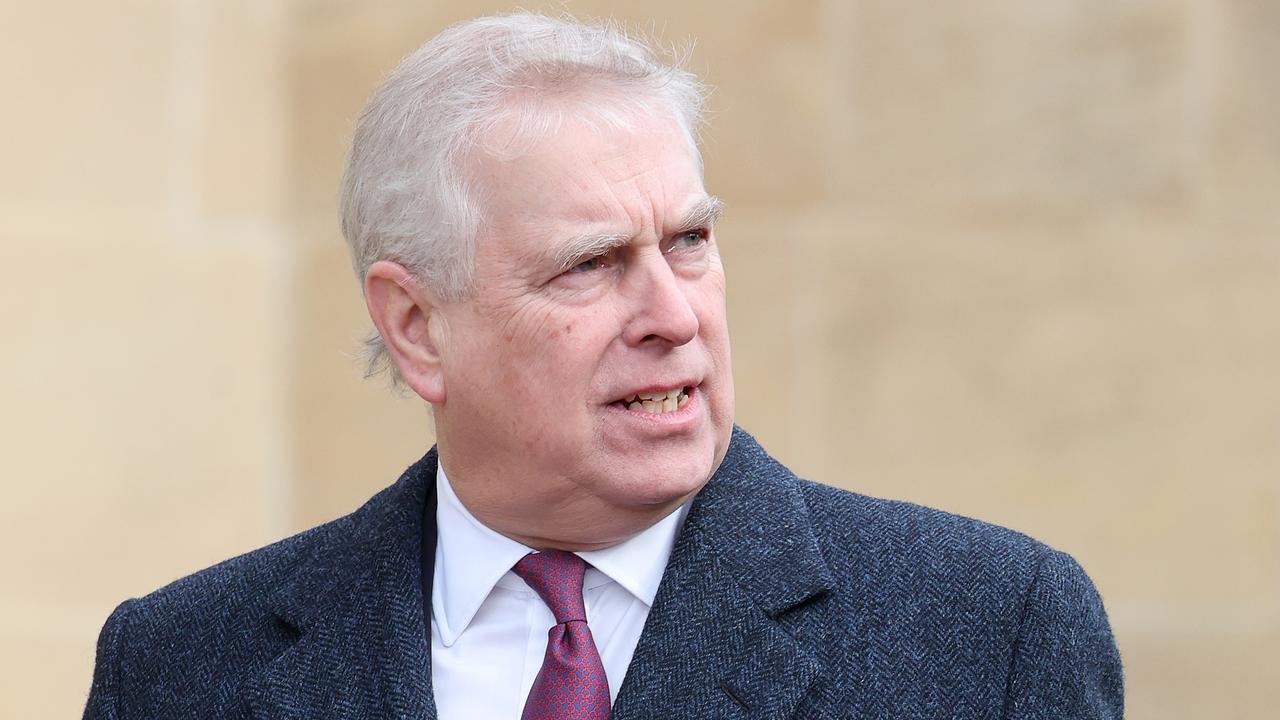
83, 13, 1123, 720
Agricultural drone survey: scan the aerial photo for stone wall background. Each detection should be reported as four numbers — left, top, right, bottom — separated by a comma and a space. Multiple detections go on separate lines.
2, 1, 1276, 716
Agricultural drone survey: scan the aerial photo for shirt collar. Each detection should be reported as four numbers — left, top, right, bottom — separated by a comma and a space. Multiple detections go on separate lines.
432, 464, 532, 647
431, 463, 690, 647
577, 499, 689, 607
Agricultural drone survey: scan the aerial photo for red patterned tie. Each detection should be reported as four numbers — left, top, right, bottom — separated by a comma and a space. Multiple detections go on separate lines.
512, 550, 611, 720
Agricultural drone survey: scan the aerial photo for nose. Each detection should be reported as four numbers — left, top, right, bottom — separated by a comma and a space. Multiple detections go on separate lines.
621, 253, 699, 347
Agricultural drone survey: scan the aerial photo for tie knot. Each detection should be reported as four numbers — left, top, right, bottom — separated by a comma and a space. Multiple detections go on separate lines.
512, 550, 588, 624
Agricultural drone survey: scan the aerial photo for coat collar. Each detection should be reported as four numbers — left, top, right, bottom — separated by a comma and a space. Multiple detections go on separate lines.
612, 427, 835, 718
243, 428, 834, 719
242, 449, 439, 719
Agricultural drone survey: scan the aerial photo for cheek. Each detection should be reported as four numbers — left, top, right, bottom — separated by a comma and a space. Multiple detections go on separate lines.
691, 275, 730, 338
491, 302, 614, 386
479, 294, 573, 370
491, 295, 552, 346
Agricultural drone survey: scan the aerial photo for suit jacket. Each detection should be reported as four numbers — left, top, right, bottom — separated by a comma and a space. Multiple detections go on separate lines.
83, 427, 1123, 719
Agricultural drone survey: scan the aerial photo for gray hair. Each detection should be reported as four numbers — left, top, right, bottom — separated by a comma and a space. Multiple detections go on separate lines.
339, 12, 708, 385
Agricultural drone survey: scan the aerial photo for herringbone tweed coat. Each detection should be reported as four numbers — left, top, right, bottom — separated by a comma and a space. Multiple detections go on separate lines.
84, 427, 1123, 719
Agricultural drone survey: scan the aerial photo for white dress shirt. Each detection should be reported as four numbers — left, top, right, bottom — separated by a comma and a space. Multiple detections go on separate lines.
431, 465, 690, 719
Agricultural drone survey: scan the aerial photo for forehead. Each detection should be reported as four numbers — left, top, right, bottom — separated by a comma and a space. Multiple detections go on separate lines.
468, 110, 707, 256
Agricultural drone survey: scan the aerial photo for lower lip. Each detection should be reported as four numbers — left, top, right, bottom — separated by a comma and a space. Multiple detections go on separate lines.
606, 386, 702, 429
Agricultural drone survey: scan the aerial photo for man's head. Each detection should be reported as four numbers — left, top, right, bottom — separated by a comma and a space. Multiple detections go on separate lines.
342, 13, 734, 549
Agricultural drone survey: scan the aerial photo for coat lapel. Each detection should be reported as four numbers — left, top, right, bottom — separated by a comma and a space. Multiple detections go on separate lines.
236, 430, 832, 719
241, 451, 440, 720
612, 429, 836, 720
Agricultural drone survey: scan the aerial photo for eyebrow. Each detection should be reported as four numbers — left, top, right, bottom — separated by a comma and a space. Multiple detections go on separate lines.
674, 195, 725, 234
552, 195, 725, 271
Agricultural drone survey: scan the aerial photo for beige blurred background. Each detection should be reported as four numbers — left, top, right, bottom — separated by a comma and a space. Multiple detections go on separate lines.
1, 0, 1276, 717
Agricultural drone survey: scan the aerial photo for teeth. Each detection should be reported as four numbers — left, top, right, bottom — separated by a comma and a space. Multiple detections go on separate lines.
636, 388, 685, 402
623, 387, 689, 415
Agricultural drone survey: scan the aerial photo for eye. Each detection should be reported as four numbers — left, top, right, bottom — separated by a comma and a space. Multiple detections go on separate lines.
666, 229, 709, 253
566, 254, 610, 274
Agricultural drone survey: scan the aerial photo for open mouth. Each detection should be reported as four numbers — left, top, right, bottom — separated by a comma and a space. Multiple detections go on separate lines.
612, 386, 692, 415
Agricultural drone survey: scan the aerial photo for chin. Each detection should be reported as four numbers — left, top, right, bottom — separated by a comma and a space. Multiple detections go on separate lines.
611, 445, 717, 509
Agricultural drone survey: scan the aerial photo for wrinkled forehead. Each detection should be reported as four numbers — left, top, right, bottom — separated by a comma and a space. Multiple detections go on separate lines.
462, 108, 712, 269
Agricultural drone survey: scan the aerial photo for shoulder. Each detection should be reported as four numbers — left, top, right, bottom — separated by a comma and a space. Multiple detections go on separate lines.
725, 431, 1122, 714
793, 474, 1102, 660
85, 455, 433, 717
785, 477, 1124, 716
90, 509, 366, 716
124, 449, 433, 618
123, 473, 400, 631
723, 427, 1097, 647
724, 427, 1055, 593
122, 509, 357, 631
798, 477, 1054, 593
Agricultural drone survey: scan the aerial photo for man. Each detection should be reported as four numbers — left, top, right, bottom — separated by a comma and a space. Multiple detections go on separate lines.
84, 13, 1123, 720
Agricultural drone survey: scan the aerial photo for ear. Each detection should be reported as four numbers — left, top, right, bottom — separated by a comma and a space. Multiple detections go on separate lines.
364, 260, 448, 404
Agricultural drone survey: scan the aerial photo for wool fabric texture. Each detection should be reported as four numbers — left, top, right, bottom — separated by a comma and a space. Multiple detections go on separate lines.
512, 551, 611, 720
83, 427, 1123, 719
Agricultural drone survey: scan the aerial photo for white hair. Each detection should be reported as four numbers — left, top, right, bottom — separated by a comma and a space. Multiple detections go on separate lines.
339, 12, 708, 385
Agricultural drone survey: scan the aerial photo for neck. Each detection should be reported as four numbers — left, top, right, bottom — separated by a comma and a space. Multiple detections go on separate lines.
460, 478, 693, 551
437, 455, 696, 552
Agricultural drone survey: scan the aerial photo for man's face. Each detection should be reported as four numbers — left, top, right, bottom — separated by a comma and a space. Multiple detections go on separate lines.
433, 109, 734, 545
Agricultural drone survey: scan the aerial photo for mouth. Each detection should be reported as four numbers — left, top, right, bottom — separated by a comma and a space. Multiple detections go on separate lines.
610, 385, 694, 416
